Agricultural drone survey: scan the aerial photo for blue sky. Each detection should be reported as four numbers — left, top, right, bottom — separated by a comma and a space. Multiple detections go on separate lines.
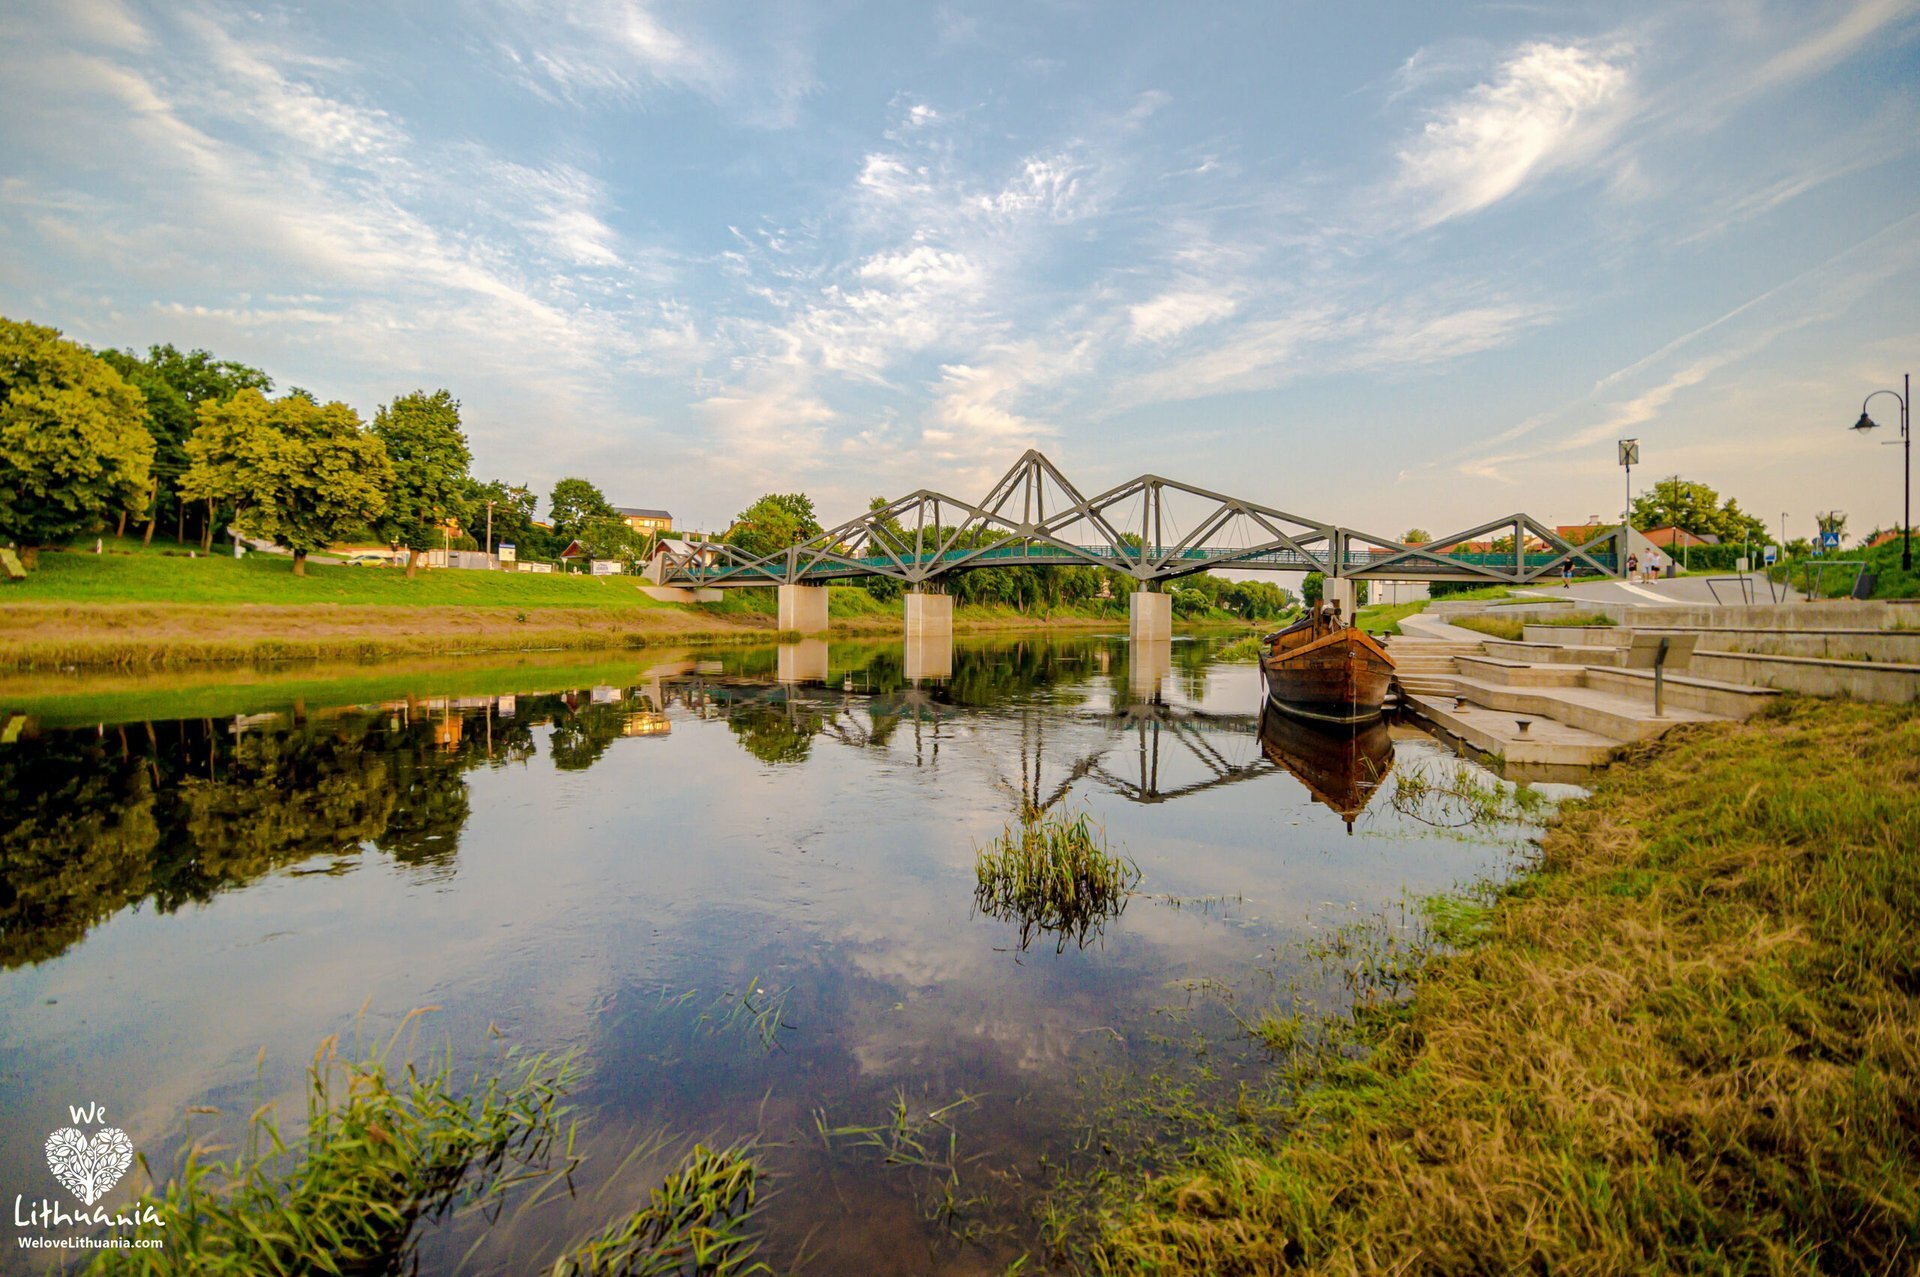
2, 1, 1917, 541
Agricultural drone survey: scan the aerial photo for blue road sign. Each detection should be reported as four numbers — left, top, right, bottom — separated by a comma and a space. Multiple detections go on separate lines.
1820, 530, 1841, 549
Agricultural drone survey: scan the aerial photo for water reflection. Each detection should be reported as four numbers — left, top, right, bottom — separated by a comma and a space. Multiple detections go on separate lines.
1257, 708, 1395, 831
0, 634, 1522, 1275
0, 639, 1417, 969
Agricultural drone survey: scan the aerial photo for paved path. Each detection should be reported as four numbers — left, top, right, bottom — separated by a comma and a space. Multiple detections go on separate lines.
1515, 571, 1803, 608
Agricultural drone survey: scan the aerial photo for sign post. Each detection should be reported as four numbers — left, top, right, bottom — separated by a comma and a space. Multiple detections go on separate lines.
1618, 438, 1639, 529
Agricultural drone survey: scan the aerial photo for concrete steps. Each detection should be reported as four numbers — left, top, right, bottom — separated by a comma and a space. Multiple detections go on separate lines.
1404, 692, 1623, 766
1437, 676, 1725, 742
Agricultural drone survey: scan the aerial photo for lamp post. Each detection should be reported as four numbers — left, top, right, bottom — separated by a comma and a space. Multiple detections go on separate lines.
1618, 438, 1639, 527
1851, 373, 1910, 572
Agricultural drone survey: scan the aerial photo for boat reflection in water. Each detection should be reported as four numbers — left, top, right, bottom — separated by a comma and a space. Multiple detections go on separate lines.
1258, 705, 1395, 832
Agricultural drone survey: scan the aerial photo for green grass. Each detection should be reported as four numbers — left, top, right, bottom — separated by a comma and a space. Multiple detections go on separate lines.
1353, 598, 1428, 635
1212, 634, 1264, 662
1088, 698, 1920, 1274
1447, 613, 1526, 641
6, 538, 669, 609
974, 806, 1141, 953
1772, 539, 1920, 600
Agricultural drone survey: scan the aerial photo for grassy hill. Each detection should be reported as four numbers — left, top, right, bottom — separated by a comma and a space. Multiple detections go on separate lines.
6, 538, 670, 609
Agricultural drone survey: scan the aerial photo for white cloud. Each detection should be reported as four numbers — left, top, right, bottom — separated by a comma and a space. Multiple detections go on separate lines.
1395, 41, 1631, 227
1128, 289, 1239, 343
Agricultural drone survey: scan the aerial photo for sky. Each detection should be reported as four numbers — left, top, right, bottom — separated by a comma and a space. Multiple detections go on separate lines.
2, 0, 1917, 543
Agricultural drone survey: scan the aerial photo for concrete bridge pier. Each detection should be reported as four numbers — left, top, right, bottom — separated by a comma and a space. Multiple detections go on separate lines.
1323, 576, 1357, 622
904, 632, 954, 682
777, 583, 830, 634
777, 637, 830, 684
904, 589, 953, 638
1130, 636, 1172, 701
1129, 588, 1171, 643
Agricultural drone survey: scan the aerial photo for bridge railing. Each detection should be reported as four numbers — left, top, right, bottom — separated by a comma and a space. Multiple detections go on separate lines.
675, 543, 1619, 582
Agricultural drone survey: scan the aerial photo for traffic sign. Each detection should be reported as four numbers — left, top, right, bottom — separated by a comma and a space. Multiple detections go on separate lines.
1763, 544, 1778, 566
1820, 530, 1841, 550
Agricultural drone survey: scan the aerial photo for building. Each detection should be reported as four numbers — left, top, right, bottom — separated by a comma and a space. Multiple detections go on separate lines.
1641, 526, 1716, 549
614, 506, 673, 537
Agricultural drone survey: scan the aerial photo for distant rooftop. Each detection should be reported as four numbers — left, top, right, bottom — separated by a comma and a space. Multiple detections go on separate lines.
614, 506, 672, 519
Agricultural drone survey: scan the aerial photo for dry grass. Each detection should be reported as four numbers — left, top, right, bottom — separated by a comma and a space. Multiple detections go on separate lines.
1090, 698, 1920, 1274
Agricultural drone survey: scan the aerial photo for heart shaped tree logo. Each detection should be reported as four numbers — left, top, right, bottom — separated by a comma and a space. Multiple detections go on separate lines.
45, 1126, 134, 1206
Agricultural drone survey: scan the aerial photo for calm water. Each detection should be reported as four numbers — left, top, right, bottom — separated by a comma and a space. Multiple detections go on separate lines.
0, 634, 1541, 1273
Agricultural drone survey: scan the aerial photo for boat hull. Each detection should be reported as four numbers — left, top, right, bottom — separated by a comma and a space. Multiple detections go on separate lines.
1260, 627, 1394, 724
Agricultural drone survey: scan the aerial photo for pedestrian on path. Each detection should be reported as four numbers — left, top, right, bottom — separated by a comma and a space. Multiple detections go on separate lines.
1650, 549, 1664, 580
1627, 552, 1639, 583
1562, 559, 1573, 588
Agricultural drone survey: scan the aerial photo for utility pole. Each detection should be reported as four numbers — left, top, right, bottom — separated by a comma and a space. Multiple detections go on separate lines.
486, 500, 495, 561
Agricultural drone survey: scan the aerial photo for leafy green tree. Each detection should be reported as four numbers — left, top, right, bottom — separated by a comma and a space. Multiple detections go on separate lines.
725, 493, 821, 560
1400, 528, 1432, 545
578, 515, 648, 570
465, 480, 543, 557
1302, 571, 1324, 605
142, 343, 272, 406
0, 318, 154, 559
182, 389, 392, 575
548, 477, 615, 542
372, 389, 472, 577
97, 343, 273, 550
1631, 477, 1768, 545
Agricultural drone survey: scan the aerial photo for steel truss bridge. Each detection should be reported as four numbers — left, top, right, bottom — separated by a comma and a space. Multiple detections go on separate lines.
657, 449, 1625, 590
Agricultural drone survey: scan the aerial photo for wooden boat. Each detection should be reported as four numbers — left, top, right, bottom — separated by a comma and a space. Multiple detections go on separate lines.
1258, 706, 1394, 830
1259, 604, 1394, 724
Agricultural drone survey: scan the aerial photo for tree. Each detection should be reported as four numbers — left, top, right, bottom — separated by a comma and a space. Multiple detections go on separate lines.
547, 477, 615, 542
1630, 476, 1768, 545
182, 390, 393, 575
1400, 528, 1432, 545
372, 389, 471, 577
97, 343, 272, 548
578, 515, 648, 570
0, 317, 154, 559
725, 493, 821, 560
465, 480, 542, 557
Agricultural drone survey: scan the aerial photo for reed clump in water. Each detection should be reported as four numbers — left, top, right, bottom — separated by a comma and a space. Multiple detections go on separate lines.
97, 1011, 768, 1276
549, 1144, 766, 1277
974, 805, 1141, 953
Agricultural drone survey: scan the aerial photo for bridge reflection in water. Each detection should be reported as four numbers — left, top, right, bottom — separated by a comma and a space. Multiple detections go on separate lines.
649, 633, 1397, 829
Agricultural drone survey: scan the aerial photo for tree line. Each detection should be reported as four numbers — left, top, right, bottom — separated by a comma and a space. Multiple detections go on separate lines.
0, 316, 653, 575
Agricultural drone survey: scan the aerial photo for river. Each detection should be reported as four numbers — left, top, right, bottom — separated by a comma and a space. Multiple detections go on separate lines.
0, 633, 1551, 1273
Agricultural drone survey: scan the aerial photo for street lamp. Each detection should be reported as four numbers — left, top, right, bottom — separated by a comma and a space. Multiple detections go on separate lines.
1851, 373, 1910, 572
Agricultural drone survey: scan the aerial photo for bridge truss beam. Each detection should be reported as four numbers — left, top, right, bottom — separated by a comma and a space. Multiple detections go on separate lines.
655, 449, 1625, 589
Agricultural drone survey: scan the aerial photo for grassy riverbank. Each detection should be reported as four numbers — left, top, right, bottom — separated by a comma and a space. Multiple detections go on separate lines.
1091, 697, 1920, 1273
0, 541, 1232, 670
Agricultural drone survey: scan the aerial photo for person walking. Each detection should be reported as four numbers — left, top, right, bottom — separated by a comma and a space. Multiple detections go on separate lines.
1561, 559, 1573, 588
1626, 552, 1640, 583
1649, 548, 1664, 581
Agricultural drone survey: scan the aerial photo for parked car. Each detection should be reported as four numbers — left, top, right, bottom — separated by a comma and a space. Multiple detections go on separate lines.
344, 550, 401, 567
